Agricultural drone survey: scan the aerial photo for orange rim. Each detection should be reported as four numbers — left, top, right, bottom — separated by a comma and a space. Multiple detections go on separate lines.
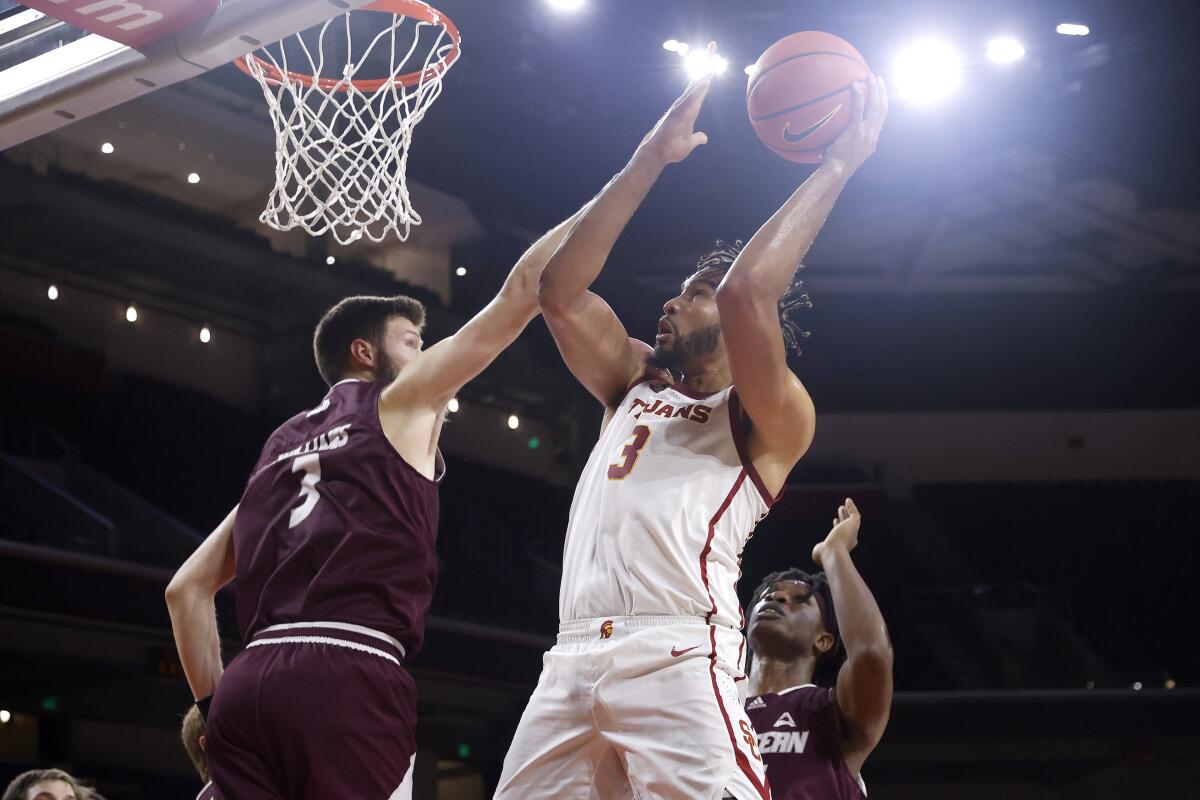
234, 0, 461, 92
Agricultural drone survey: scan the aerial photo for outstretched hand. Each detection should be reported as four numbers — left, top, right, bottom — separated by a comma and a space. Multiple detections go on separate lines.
812, 498, 861, 567
638, 42, 715, 165
822, 73, 888, 172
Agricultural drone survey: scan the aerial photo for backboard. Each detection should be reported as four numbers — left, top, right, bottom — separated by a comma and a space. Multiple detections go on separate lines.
0, 0, 377, 150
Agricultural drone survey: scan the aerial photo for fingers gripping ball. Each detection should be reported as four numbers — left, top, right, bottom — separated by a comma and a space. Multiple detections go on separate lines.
747, 31, 870, 163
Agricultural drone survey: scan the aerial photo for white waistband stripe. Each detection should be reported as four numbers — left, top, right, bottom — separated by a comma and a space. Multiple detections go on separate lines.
257, 620, 406, 657
247, 635, 401, 667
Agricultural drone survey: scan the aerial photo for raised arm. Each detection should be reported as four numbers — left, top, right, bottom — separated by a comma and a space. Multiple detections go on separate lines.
165, 506, 237, 702
716, 76, 888, 458
382, 206, 587, 411
539, 67, 713, 408
813, 499, 893, 773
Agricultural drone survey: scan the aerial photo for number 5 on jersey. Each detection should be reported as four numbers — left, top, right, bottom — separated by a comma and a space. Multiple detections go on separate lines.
290, 453, 321, 528
607, 424, 651, 480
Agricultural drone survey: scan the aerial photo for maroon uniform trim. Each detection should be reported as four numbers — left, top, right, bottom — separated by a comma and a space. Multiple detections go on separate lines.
734, 515, 764, 637
626, 373, 660, 393
668, 382, 723, 400
728, 389, 782, 507
708, 626, 772, 800
700, 471, 748, 623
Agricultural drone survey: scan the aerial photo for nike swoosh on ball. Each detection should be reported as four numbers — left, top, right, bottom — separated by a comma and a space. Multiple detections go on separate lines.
782, 104, 843, 144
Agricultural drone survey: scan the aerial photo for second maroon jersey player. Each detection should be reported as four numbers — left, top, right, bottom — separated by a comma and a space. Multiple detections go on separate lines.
744, 499, 893, 800
745, 686, 866, 799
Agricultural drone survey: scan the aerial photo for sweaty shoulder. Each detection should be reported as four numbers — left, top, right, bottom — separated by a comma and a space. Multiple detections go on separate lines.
614, 338, 671, 403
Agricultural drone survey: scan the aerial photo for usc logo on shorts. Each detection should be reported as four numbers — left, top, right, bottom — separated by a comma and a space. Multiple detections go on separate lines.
599, 620, 614, 639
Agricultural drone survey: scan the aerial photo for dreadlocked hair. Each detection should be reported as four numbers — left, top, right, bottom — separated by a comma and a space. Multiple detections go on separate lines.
691, 240, 812, 357
750, 567, 845, 686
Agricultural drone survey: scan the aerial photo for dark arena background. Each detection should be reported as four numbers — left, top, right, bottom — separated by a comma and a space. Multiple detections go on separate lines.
2, 0, 1199, 797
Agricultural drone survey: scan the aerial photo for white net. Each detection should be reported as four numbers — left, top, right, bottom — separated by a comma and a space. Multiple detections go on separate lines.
240, 2, 459, 245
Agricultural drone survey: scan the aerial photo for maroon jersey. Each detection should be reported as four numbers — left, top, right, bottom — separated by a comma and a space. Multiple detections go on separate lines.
745, 685, 867, 800
231, 378, 443, 656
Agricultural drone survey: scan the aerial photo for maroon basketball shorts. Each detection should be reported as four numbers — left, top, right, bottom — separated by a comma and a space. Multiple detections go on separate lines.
206, 622, 417, 800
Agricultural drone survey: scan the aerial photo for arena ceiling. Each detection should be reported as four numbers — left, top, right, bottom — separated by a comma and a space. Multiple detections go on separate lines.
2, 0, 1198, 308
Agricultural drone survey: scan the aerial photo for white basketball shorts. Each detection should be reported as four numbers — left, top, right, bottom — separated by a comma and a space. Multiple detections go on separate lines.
495, 615, 770, 800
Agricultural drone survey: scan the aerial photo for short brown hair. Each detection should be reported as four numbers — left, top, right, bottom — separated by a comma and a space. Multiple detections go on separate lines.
312, 295, 426, 386
180, 705, 209, 782
3, 769, 83, 800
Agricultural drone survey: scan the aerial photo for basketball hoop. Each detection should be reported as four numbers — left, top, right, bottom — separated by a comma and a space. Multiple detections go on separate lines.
235, 0, 461, 245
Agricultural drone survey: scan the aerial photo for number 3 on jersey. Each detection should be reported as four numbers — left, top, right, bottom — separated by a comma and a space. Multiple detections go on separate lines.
289, 454, 321, 528
607, 424, 651, 480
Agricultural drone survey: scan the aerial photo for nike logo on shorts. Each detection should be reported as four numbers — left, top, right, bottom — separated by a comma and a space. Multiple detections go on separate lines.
671, 645, 701, 657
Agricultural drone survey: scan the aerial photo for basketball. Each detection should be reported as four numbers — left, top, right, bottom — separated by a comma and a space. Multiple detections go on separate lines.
747, 31, 871, 164
6, 1, 1191, 797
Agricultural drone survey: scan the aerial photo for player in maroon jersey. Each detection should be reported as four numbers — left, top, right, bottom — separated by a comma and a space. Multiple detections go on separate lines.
163, 203, 589, 799
744, 498, 892, 799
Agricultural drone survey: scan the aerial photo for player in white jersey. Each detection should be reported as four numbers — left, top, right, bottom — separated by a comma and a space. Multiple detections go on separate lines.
495, 47, 889, 799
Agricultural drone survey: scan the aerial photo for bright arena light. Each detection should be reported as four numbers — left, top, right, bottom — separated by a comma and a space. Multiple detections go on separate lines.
100, 142, 114, 154
125, 304, 138, 323
447, 398, 459, 413
1056, 23, 1090, 37
662, 39, 682, 52
0, 710, 10, 724
894, 38, 963, 105
507, 414, 520, 430
200, 325, 212, 344
683, 48, 727, 80
47, 284, 58, 301
325, 256, 336, 265
987, 36, 1026, 64
455, 266, 467, 276
545, 0, 584, 11
187, 172, 200, 184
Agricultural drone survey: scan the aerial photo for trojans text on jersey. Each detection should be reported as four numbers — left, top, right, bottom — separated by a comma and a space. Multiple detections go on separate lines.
628, 398, 712, 423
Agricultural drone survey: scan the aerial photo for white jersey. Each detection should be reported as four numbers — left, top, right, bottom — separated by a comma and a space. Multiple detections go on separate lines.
559, 379, 778, 630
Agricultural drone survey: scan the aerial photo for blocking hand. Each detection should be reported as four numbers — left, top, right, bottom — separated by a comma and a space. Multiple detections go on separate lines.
812, 498, 862, 567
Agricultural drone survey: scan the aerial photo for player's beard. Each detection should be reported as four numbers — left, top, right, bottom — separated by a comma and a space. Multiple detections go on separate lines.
373, 350, 401, 384
651, 323, 721, 372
